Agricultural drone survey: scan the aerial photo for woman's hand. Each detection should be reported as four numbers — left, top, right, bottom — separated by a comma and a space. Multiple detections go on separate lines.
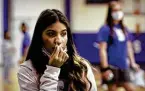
131, 63, 140, 72
48, 45, 69, 67
102, 70, 114, 81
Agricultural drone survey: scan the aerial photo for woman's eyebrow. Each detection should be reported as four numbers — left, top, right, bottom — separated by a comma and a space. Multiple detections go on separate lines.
45, 29, 66, 32
61, 29, 67, 32
45, 29, 55, 32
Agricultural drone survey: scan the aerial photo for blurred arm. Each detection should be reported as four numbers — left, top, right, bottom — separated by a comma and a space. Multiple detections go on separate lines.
127, 41, 136, 65
99, 42, 109, 68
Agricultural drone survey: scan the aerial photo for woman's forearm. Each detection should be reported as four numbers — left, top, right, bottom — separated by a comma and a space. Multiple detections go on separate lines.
100, 49, 109, 68
127, 41, 136, 64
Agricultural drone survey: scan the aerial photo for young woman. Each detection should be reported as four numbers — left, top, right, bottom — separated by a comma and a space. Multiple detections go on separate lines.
98, 1, 139, 91
17, 9, 97, 91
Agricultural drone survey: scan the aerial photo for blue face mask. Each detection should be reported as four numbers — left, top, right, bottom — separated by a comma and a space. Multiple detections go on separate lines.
112, 11, 124, 21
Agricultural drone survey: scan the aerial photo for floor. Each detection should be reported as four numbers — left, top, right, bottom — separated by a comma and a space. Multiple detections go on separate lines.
0, 66, 19, 91
0, 66, 145, 91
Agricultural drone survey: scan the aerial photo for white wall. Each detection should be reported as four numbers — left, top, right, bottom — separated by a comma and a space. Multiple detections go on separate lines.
0, 0, 3, 65
124, 15, 145, 32
71, 0, 107, 33
10, 0, 65, 65
71, 0, 145, 33
11, 0, 65, 37
12, 0, 65, 18
0, 1, 3, 90
122, 0, 145, 32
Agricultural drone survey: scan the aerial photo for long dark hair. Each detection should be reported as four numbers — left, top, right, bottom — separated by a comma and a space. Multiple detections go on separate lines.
106, 1, 126, 37
26, 9, 91, 91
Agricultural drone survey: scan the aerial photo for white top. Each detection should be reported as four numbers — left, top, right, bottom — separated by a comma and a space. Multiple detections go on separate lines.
17, 60, 97, 91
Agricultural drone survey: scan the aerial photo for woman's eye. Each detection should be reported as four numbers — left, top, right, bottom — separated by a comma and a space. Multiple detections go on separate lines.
46, 32, 55, 37
61, 32, 67, 37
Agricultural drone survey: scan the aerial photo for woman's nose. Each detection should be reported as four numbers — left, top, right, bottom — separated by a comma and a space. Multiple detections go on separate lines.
54, 36, 62, 45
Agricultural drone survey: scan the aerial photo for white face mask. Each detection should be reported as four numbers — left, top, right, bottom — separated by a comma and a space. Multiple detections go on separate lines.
112, 11, 124, 21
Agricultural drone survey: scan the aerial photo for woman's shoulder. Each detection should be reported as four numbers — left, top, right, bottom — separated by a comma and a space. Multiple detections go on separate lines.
18, 60, 36, 73
99, 24, 110, 33
100, 24, 110, 29
18, 60, 39, 85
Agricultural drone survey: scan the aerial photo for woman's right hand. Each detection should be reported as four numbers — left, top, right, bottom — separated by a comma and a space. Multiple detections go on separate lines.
48, 45, 69, 68
102, 70, 113, 81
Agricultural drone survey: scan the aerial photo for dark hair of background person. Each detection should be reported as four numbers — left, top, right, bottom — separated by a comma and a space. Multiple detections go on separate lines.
106, 1, 126, 38
20, 22, 27, 33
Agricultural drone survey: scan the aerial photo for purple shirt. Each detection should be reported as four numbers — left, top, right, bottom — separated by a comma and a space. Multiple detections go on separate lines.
98, 24, 131, 69
22, 32, 30, 56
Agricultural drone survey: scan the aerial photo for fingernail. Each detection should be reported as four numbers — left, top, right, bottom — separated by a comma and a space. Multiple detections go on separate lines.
64, 48, 67, 52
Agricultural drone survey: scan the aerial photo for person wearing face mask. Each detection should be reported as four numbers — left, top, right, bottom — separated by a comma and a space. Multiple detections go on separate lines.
17, 9, 97, 91
97, 1, 139, 91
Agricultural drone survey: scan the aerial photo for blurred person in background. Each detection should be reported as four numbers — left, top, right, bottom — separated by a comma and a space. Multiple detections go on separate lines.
128, 56, 145, 90
18, 22, 30, 64
2, 31, 15, 84
97, 1, 140, 91
17, 9, 97, 91
130, 67, 145, 89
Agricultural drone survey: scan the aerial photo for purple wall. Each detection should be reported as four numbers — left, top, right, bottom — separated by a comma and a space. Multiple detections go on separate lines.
73, 33, 145, 65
